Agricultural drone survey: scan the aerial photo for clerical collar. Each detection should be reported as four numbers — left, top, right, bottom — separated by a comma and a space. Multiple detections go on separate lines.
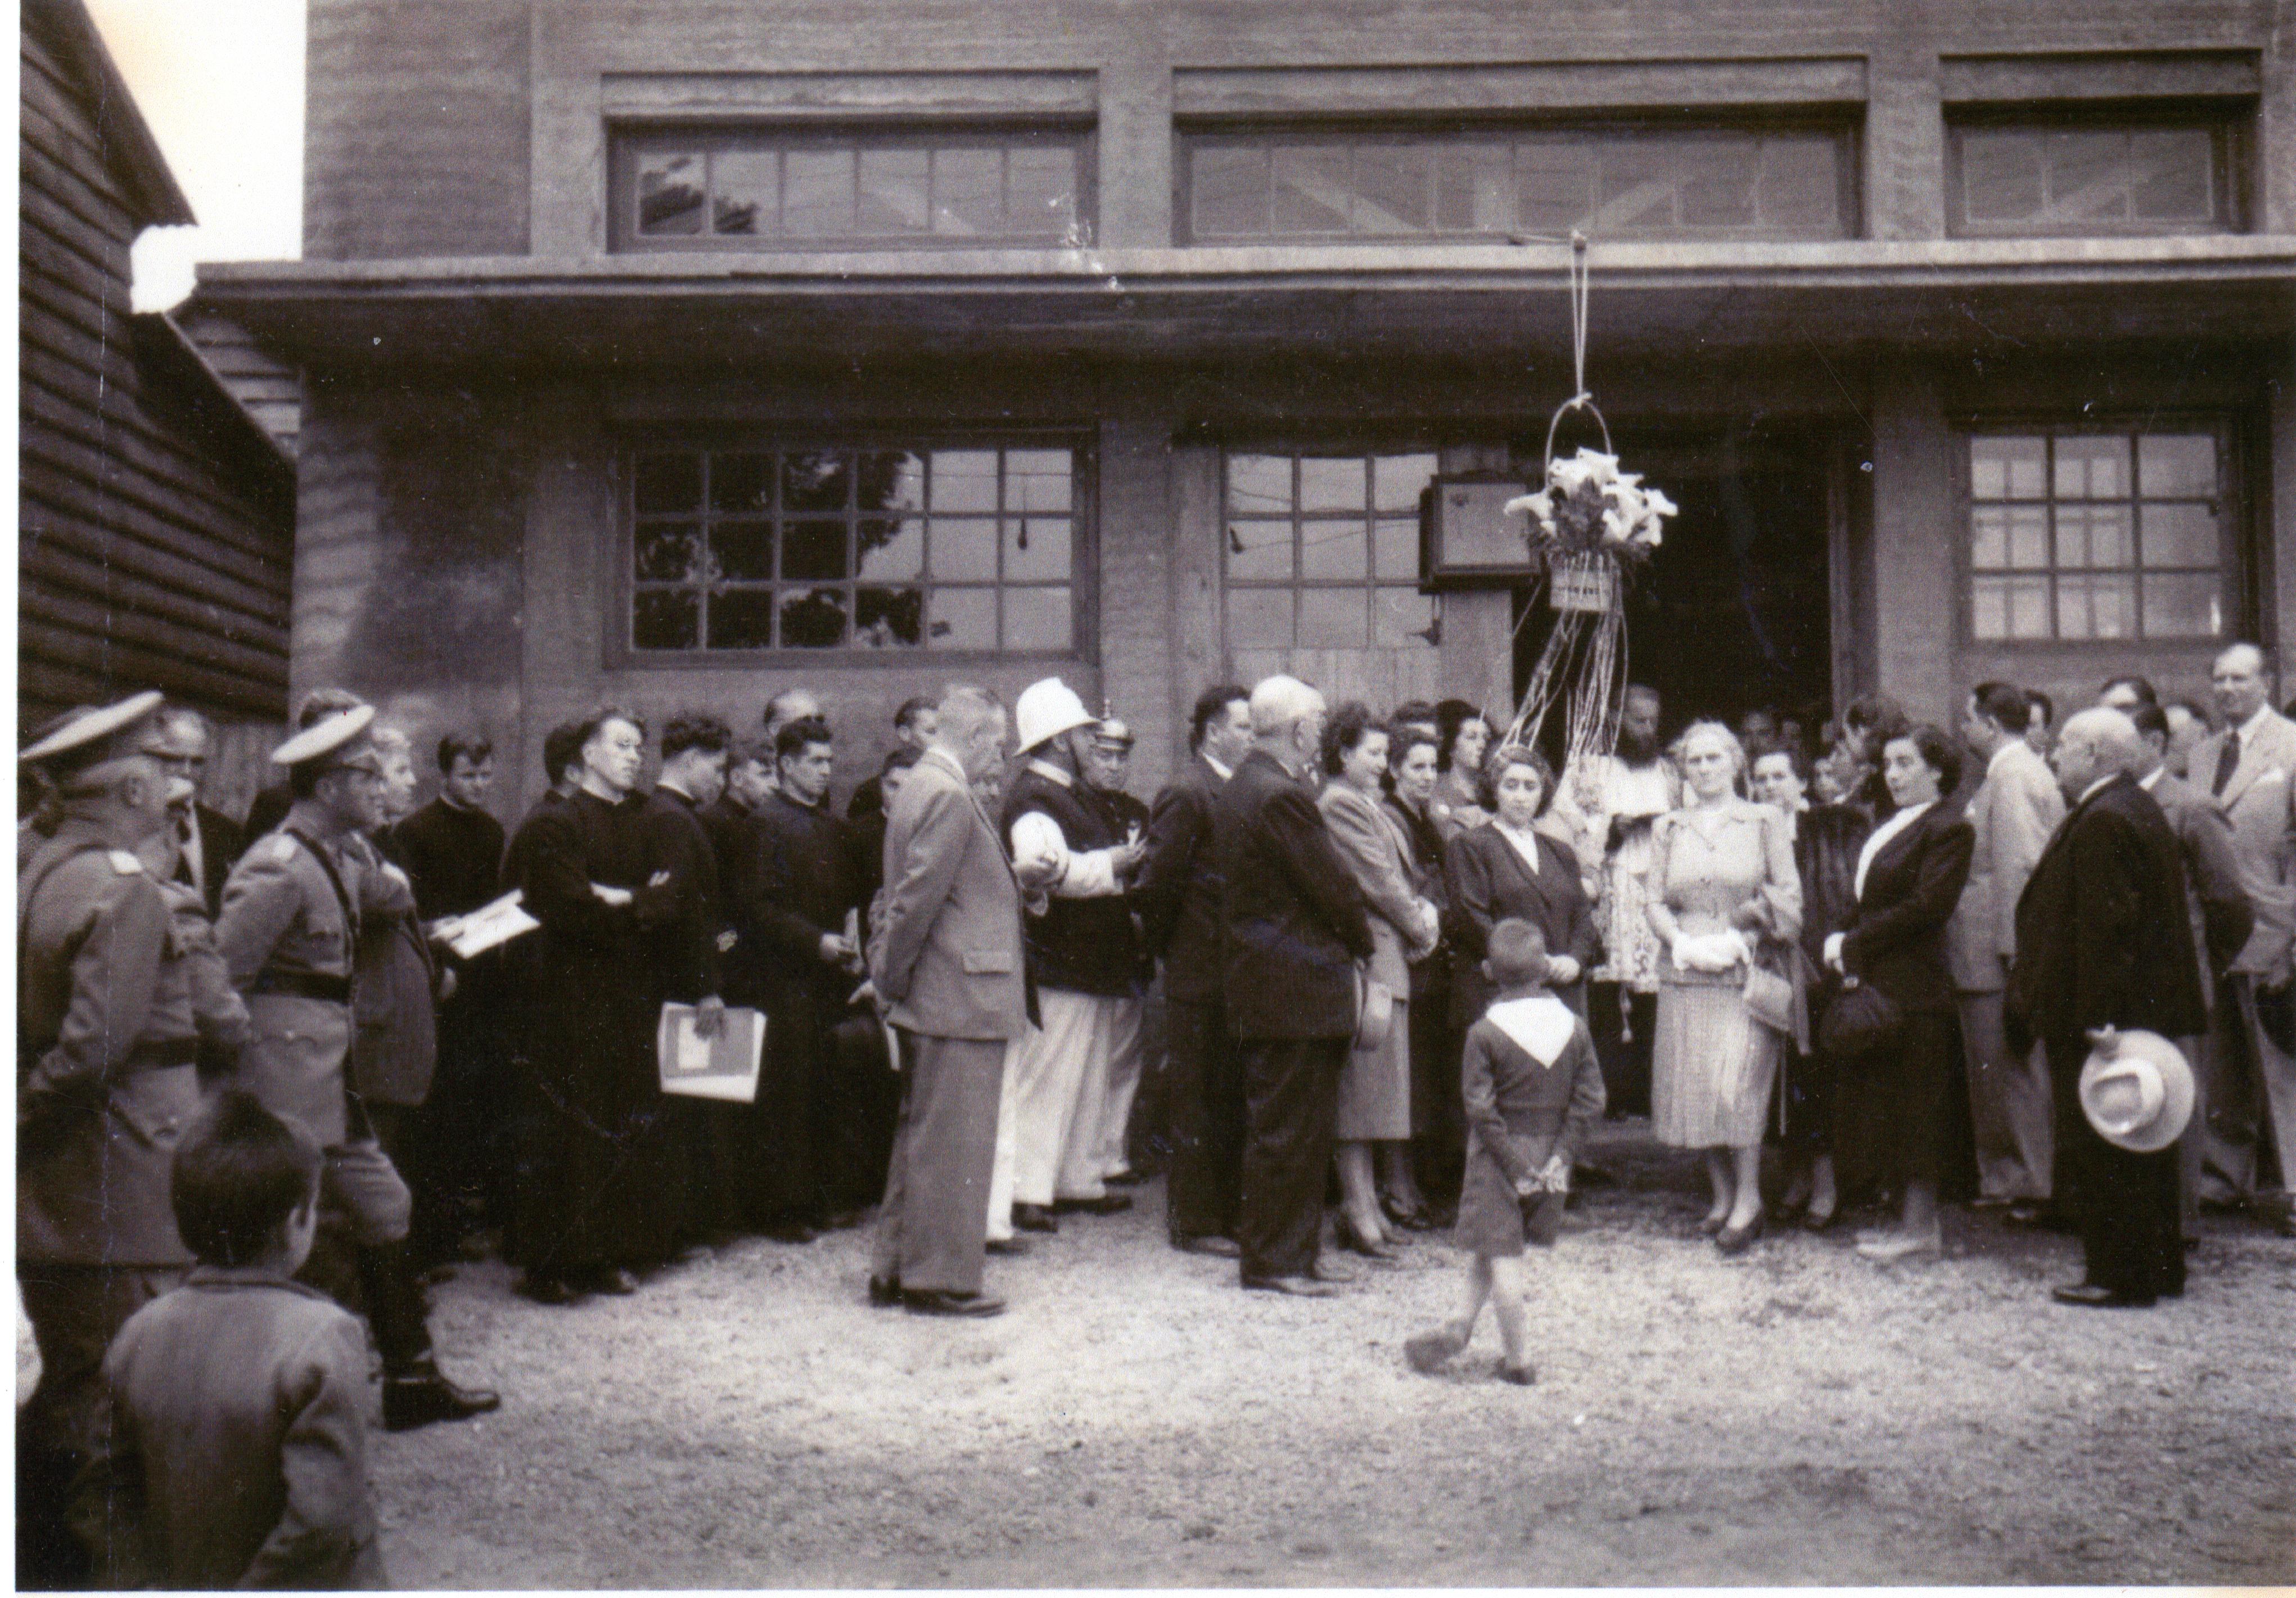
656, 775, 696, 804
2139, 767, 2164, 791
1203, 753, 1234, 780
440, 791, 480, 813
1025, 757, 1074, 789
2079, 774, 2116, 806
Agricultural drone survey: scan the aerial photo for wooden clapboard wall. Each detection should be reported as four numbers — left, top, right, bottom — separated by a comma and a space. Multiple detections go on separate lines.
18, 0, 295, 799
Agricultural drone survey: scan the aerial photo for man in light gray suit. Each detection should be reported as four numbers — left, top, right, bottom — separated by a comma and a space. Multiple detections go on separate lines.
867, 685, 1040, 1316
1950, 681, 2065, 1213
2190, 643, 2296, 1233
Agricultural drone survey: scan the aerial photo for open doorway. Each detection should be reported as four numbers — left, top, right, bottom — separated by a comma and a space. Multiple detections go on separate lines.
1512, 433, 1837, 740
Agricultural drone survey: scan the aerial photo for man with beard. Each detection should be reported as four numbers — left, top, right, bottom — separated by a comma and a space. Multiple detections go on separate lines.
746, 715, 870, 1237
1553, 685, 1679, 1118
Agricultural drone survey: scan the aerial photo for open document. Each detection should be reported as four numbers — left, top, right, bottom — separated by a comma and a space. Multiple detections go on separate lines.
656, 1003, 766, 1103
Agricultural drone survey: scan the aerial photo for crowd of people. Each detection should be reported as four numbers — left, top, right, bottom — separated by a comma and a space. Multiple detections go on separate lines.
14, 639, 2295, 1584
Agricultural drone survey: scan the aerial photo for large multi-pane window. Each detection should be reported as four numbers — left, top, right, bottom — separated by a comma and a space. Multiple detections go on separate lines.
1183, 125, 1852, 243
1965, 427, 2228, 643
626, 443, 1081, 654
1948, 115, 2240, 236
1223, 452, 1439, 653
615, 129, 1091, 249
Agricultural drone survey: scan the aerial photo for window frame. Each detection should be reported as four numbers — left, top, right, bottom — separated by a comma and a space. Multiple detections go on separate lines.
1952, 413, 2244, 652
1173, 111, 1864, 245
608, 120, 1099, 252
1942, 101, 2251, 238
607, 429, 1098, 668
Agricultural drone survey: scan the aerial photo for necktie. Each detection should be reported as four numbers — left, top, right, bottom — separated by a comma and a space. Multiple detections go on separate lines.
2212, 730, 2241, 798
173, 816, 197, 889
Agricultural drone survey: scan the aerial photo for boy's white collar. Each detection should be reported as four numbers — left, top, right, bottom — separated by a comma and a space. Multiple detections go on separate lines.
1486, 993, 1577, 1066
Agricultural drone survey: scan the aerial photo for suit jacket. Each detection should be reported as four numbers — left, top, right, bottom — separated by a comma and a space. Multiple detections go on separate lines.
1316, 779, 1427, 992
1213, 749, 1374, 1041
2189, 706, 2296, 982
183, 802, 246, 920
2145, 768, 2255, 988
1136, 754, 1228, 1003
349, 853, 439, 1109
1947, 739, 2064, 993
2010, 774, 2207, 1045
1444, 821, 1601, 1024
870, 748, 1031, 1041
1841, 801, 1975, 1014
77, 1269, 384, 1590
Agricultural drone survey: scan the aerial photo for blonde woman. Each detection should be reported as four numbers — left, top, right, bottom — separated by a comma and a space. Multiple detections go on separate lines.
1646, 722, 1802, 1252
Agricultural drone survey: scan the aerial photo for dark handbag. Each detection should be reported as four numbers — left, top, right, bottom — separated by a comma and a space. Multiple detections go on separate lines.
1817, 976, 1902, 1059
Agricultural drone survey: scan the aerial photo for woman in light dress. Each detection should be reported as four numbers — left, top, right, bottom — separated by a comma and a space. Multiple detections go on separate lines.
1646, 722, 1802, 1252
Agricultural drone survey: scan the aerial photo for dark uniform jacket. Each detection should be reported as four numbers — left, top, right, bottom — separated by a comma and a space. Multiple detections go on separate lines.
1212, 749, 1374, 1040
1137, 754, 1228, 1003
19, 824, 246, 1266
2010, 774, 2207, 1045
1839, 801, 1976, 1014
1003, 766, 1140, 998
387, 796, 505, 922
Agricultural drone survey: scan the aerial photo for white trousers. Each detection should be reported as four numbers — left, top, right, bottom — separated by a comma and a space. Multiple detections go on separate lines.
1000, 988, 1127, 1211
1084, 996, 1145, 1180
985, 1039, 1020, 1241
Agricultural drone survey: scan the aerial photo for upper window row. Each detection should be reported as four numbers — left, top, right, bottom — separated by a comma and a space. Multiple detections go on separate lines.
616, 109, 2245, 250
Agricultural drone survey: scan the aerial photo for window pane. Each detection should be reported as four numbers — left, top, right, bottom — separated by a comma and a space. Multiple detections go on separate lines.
1972, 575, 2050, 641
711, 520, 774, 583
856, 516, 922, 582
2142, 573, 2223, 639
933, 147, 1004, 236
712, 150, 776, 236
1006, 449, 1072, 514
1758, 136, 1841, 231
1373, 453, 1437, 512
1005, 517, 1072, 582
1593, 138, 1679, 233
1225, 520, 1293, 582
782, 451, 849, 514
1298, 588, 1369, 648
784, 148, 856, 237
855, 450, 924, 514
2139, 503, 2218, 569
2129, 129, 2213, 222
1373, 518, 1420, 581
1007, 145, 1076, 237
2054, 504, 2132, 569
854, 587, 924, 649
2054, 435, 2129, 499
634, 522, 701, 583
1300, 518, 1369, 580
778, 587, 849, 648
633, 587, 699, 650
635, 453, 702, 514
1002, 587, 1071, 651
1353, 143, 1433, 233
1192, 145, 1269, 238
635, 150, 706, 236
1971, 504, 2050, 569
1970, 436, 2046, 500
1226, 454, 1293, 515
1434, 143, 1512, 231
1518, 138, 1593, 232
931, 450, 1000, 512
710, 453, 772, 514
1961, 132, 2043, 223
2138, 434, 2216, 499
1226, 588, 1293, 647
928, 587, 997, 649
707, 588, 776, 650
782, 520, 849, 581
1374, 587, 1436, 648
1676, 137, 1758, 228
2044, 130, 2131, 224
1271, 146, 1352, 234
1298, 457, 1367, 512
930, 517, 999, 582
856, 148, 930, 234
2056, 573, 2135, 640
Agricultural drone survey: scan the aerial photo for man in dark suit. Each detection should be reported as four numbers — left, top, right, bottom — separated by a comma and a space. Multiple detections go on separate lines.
150, 706, 247, 918
846, 695, 937, 823
1213, 675, 1375, 1297
2010, 708, 2208, 1308
1138, 684, 1253, 1255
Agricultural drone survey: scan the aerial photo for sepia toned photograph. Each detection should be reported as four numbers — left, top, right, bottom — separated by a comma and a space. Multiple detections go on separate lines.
14, 0, 2295, 1587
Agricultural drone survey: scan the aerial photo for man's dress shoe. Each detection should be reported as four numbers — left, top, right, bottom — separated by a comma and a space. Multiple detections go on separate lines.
1012, 1203, 1059, 1233
2051, 1281, 2156, 1309
867, 1275, 903, 1308
1171, 1234, 1242, 1258
985, 1236, 1031, 1257
1053, 1194, 1132, 1216
383, 1366, 502, 1432
1240, 1273, 1339, 1298
590, 1266, 640, 1295
903, 1288, 1006, 1318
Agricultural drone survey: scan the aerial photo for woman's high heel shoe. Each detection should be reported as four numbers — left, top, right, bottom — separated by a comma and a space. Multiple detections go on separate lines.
1716, 1211, 1767, 1255
1336, 1213, 1401, 1263
1697, 1212, 1730, 1237
1381, 1194, 1436, 1232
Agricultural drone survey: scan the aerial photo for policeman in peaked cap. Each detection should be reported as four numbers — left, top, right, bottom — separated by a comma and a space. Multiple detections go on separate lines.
214, 700, 499, 1431
15, 693, 251, 1583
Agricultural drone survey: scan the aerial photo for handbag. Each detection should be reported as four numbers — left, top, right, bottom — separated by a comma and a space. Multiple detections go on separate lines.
1817, 976, 1902, 1058
1351, 961, 1396, 1054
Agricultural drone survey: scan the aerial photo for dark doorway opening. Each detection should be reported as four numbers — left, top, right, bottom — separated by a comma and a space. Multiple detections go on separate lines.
1512, 434, 1836, 741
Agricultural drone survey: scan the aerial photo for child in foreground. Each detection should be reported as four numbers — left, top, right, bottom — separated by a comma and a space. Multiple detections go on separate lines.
73, 1091, 386, 1589
1406, 919, 1605, 1384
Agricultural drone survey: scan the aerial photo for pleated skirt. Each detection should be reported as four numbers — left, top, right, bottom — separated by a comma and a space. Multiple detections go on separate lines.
1651, 981, 1779, 1148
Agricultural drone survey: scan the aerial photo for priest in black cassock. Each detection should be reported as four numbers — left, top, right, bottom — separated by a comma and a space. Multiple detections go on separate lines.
502, 708, 719, 1303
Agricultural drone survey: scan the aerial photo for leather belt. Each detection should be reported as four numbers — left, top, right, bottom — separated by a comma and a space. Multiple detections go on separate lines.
251, 971, 353, 1005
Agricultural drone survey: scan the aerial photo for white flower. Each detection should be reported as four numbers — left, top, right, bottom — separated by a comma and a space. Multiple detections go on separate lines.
1642, 487, 1679, 520
1504, 492, 1553, 523
1600, 505, 1635, 542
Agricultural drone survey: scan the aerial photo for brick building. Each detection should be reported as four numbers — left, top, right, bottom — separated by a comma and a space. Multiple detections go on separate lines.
195, 1, 2294, 810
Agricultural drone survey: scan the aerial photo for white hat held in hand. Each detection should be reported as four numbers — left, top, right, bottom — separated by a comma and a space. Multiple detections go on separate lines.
2078, 1029, 2196, 1154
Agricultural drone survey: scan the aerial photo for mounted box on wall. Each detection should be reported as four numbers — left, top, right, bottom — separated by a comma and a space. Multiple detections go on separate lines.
1420, 474, 1537, 589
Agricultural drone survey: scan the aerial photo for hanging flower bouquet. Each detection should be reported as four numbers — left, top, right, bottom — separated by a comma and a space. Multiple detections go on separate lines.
1503, 447, 1677, 569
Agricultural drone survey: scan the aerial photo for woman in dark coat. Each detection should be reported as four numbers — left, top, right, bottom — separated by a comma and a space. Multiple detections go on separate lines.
1823, 724, 1975, 1264
1384, 725, 1453, 1227
1444, 745, 1602, 1030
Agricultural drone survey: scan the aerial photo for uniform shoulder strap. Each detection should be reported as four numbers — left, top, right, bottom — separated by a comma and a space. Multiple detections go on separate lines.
282, 826, 360, 946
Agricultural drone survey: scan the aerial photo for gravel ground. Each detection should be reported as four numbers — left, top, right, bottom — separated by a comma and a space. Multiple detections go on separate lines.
373, 1121, 2294, 1588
